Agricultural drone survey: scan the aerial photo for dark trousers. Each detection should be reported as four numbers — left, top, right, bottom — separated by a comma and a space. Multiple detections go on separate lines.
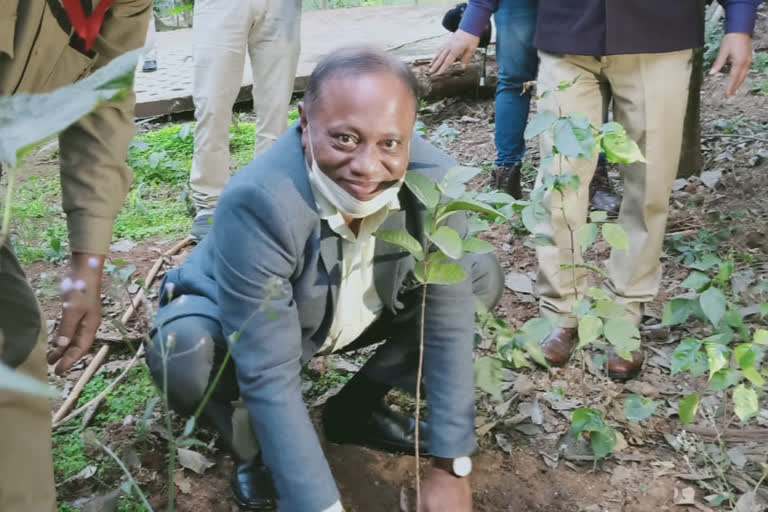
146, 253, 503, 461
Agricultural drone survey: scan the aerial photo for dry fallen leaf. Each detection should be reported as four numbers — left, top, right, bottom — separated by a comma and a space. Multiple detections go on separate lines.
674, 486, 697, 505
174, 469, 193, 494
177, 448, 215, 475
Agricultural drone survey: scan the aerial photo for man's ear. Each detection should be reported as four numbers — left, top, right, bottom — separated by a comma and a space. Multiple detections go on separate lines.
298, 101, 308, 131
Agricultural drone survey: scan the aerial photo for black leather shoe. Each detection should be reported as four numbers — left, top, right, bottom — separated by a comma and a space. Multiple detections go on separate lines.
323, 398, 431, 456
230, 457, 276, 511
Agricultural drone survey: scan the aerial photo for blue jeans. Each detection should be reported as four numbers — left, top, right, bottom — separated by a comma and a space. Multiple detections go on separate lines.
493, 0, 539, 167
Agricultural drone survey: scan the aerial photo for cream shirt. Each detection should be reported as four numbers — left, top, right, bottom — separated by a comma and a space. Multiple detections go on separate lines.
311, 181, 400, 355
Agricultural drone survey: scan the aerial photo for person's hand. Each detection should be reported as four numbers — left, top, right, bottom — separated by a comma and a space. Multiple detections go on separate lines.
420, 467, 472, 512
710, 32, 753, 96
48, 253, 104, 375
429, 29, 480, 76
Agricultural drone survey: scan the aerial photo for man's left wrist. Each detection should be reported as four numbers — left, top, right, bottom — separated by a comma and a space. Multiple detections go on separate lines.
433, 456, 472, 477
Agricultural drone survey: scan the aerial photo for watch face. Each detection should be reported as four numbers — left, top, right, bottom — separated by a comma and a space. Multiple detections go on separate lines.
453, 456, 472, 477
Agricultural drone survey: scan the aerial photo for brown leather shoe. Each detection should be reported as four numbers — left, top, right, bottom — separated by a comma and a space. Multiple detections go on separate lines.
605, 349, 645, 381
540, 327, 578, 367
493, 164, 522, 199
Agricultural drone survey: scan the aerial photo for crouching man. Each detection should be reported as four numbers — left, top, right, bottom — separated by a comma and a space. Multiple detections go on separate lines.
147, 47, 503, 512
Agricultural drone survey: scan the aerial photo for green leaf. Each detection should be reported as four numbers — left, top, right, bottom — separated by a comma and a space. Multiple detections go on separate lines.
0, 362, 57, 397
405, 171, 440, 209
601, 223, 629, 251
624, 394, 660, 422
689, 253, 722, 271
577, 315, 603, 349
599, 122, 646, 164
604, 318, 640, 358
467, 216, 490, 234
671, 338, 703, 376
678, 393, 700, 425
708, 368, 742, 391
594, 299, 628, 319
553, 118, 594, 158
754, 329, 768, 345
571, 408, 605, 436
716, 259, 734, 286
680, 271, 711, 291
742, 367, 765, 387
523, 339, 549, 368
521, 202, 549, 235
577, 223, 599, 249
705, 343, 730, 379
591, 426, 617, 460
441, 166, 482, 188
662, 298, 693, 326
183, 417, 196, 438
700, 286, 727, 327
585, 287, 611, 301
573, 299, 593, 319
427, 226, 463, 260
425, 262, 467, 285
520, 317, 554, 344
0, 49, 141, 166
589, 211, 608, 223
462, 236, 494, 254
438, 199, 504, 223
523, 110, 558, 140
374, 230, 424, 260
732, 385, 759, 422
474, 356, 503, 401
760, 301, 768, 318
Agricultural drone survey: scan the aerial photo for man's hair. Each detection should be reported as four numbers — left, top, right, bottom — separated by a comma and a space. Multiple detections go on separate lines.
304, 47, 420, 112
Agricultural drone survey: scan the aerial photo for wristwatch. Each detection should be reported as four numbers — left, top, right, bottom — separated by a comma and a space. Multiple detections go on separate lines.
433, 456, 472, 477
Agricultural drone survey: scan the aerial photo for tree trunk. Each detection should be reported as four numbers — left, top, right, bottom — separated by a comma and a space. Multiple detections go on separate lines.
677, 46, 705, 178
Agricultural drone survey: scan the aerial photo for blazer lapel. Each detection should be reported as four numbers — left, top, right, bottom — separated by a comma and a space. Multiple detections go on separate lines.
318, 220, 341, 312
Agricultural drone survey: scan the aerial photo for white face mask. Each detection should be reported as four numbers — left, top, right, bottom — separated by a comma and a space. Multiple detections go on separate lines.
305, 123, 405, 219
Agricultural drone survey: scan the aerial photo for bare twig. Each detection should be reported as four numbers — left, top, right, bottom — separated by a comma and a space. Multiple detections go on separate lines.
51, 237, 194, 423
53, 344, 145, 428
680, 425, 768, 443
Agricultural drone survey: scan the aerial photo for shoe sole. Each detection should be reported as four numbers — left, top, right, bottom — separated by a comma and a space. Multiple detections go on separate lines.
230, 471, 276, 512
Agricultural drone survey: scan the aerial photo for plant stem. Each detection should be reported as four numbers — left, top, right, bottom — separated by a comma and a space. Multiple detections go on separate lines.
415, 265, 427, 511
98, 440, 154, 511
0, 165, 17, 249
160, 334, 176, 512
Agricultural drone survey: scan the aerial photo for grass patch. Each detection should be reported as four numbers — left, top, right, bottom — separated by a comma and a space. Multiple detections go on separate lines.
52, 364, 156, 484
8, 174, 68, 264
302, 365, 354, 399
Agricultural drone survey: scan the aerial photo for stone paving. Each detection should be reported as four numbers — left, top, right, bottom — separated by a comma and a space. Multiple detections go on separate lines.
134, 2, 457, 117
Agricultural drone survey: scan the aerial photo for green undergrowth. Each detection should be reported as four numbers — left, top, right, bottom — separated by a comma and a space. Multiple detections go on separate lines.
53, 364, 156, 489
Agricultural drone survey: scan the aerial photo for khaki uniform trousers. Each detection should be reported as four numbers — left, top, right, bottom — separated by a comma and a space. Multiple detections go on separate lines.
0, 240, 55, 512
0, 0, 151, 509
189, 0, 301, 211
534, 49, 693, 327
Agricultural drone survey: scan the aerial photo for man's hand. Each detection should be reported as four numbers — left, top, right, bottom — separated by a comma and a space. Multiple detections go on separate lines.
420, 467, 472, 512
48, 253, 104, 375
429, 29, 480, 76
710, 32, 753, 96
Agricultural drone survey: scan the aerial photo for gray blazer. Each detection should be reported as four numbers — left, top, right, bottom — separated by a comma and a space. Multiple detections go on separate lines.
161, 125, 476, 511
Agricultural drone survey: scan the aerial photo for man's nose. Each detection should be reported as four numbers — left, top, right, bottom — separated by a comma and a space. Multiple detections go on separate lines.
348, 144, 380, 179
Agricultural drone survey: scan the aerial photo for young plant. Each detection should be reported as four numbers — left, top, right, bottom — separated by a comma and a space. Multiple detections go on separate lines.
374, 165, 503, 509
474, 77, 647, 461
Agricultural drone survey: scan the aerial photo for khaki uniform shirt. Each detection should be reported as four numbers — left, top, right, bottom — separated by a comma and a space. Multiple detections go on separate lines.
0, 0, 152, 254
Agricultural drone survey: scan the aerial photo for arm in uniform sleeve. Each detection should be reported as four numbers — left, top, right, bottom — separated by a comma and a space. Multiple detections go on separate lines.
719, 0, 763, 35
58, 0, 152, 255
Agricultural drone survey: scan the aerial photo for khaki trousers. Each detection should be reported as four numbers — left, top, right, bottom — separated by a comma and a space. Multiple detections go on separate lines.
189, 0, 301, 211
534, 50, 693, 327
0, 240, 55, 512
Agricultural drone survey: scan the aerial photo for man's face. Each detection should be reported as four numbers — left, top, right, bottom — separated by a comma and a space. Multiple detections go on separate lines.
299, 72, 416, 201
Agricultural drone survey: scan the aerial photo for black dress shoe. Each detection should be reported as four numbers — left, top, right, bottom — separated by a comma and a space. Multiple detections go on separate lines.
322, 398, 430, 456
230, 457, 276, 511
